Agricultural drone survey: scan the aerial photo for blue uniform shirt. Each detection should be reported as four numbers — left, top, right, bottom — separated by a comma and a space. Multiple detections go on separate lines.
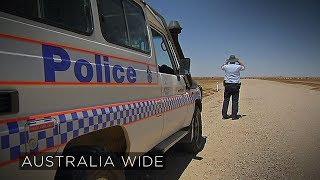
221, 63, 245, 83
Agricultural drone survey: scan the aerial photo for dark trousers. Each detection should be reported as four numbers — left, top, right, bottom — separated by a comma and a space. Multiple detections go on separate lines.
222, 83, 240, 118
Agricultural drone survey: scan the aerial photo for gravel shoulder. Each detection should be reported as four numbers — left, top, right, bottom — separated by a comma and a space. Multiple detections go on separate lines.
179, 79, 320, 179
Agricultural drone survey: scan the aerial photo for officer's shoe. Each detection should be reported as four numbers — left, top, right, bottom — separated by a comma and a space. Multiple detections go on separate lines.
232, 115, 242, 120
222, 115, 231, 119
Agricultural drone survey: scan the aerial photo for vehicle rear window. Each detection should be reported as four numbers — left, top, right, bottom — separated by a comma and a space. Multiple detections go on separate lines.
98, 0, 150, 54
0, 0, 93, 35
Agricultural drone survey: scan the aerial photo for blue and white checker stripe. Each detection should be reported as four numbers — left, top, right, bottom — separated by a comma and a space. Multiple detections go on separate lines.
0, 120, 28, 164
0, 90, 201, 166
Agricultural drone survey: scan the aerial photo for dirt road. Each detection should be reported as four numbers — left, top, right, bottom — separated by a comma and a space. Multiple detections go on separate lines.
176, 79, 320, 179
137, 79, 320, 179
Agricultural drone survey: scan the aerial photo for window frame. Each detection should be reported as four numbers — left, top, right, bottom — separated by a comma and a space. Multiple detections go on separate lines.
0, 0, 94, 36
150, 27, 178, 75
97, 0, 151, 55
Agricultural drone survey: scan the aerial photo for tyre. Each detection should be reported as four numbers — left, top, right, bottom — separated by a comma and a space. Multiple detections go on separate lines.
184, 107, 203, 154
55, 146, 125, 180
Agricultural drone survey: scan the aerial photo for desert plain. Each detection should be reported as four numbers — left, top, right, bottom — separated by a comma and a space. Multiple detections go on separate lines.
142, 77, 320, 179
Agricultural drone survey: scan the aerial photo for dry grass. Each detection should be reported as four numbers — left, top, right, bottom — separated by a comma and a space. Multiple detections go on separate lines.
194, 77, 224, 97
194, 77, 320, 97
253, 77, 320, 91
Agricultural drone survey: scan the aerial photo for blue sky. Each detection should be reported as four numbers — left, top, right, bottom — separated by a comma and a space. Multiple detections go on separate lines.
147, 0, 320, 77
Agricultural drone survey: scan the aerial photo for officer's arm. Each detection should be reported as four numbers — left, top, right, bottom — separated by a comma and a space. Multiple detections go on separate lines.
237, 60, 246, 70
221, 61, 228, 70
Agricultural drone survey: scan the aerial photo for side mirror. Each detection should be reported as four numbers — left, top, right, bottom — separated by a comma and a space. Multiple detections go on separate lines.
179, 58, 191, 75
179, 58, 192, 89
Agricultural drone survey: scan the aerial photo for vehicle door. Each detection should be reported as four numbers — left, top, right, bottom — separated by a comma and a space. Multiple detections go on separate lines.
95, 0, 164, 152
150, 28, 189, 139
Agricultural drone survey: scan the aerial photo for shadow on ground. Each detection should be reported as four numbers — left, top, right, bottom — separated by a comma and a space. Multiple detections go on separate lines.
125, 136, 207, 180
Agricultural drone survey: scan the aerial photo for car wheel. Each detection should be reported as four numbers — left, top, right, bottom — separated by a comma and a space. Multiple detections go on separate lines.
55, 146, 125, 180
184, 107, 202, 153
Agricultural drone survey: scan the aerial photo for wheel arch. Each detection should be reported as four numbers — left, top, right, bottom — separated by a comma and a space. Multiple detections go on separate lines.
62, 125, 130, 153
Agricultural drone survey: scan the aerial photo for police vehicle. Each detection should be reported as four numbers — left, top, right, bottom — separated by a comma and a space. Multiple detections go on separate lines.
0, 0, 202, 179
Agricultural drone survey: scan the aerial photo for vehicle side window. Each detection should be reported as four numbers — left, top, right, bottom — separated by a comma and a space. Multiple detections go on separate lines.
0, 0, 93, 35
98, 0, 150, 54
151, 29, 175, 75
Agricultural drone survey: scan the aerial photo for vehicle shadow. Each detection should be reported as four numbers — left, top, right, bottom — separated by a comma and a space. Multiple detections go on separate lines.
126, 136, 207, 180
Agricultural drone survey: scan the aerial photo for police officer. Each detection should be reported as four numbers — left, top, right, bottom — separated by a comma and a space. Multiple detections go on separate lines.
221, 55, 245, 120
